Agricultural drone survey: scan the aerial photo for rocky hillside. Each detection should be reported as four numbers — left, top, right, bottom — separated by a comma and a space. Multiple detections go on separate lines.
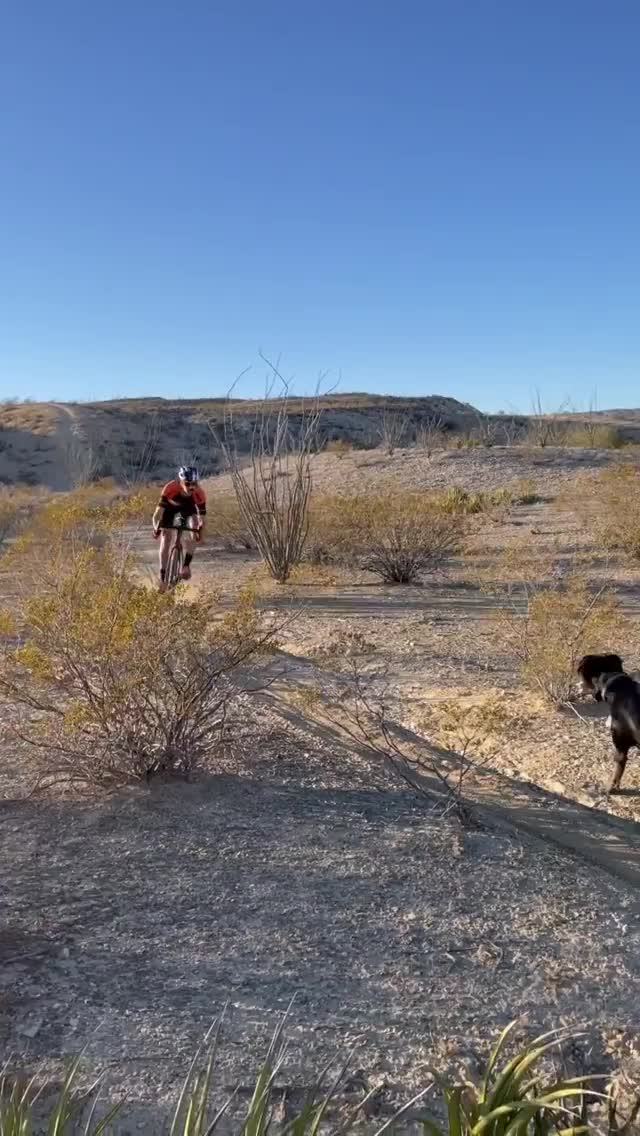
0, 393, 489, 489
0, 392, 637, 490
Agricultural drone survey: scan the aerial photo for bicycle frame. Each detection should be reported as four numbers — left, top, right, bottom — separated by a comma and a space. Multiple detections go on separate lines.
165, 506, 201, 590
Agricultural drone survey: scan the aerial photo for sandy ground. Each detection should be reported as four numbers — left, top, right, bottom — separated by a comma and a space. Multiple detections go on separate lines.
4, 443, 640, 1128
4, 725, 640, 1129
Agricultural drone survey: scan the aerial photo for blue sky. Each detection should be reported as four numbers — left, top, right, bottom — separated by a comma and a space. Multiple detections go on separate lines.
1, 0, 639, 412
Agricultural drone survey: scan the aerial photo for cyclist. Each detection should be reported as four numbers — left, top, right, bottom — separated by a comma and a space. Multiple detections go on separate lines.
152, 465, 206, 591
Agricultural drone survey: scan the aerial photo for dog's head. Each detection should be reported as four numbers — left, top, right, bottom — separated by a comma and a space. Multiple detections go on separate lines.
577, 653, 624, 699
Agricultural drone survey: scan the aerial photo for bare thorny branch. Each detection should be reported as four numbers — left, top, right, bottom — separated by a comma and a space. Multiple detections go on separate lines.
303, 659, 477, 825
376, 402, 411, 454
212, 355, 327, 583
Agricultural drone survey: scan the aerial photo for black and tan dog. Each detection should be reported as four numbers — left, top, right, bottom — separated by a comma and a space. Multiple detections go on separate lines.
576, 653, 624, 701
595, 671, 640, 792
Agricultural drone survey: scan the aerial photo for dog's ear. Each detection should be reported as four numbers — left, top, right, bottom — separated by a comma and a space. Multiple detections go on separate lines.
593, 672, 609, 701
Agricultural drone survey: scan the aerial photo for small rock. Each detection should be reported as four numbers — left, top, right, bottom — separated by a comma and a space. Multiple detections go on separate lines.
546, 779, 566, 796
19, 1017, 43, 1039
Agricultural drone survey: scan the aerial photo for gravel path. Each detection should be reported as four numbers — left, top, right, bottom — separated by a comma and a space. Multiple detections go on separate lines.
3, 718, 640, 1127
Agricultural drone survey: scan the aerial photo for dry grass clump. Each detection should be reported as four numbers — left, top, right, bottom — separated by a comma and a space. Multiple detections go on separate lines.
0, 528, 278, 788
309, 492, 464, 584
563, 422, 626, 449
436, 483, 540, 517
11, 494, 111, 567
4, 490, 154, 597
305, 481, 539, 585
573, 464, 640, 558
437, 486, 513, 516
310, 623, 376, 659
0, 486, 50, 553
513, 476, 542, 504
418, 692, 531, 759
324, 438, 353, 458
0, 497, 25, 552
0, 499, 21, 552
489, 547, 625, 704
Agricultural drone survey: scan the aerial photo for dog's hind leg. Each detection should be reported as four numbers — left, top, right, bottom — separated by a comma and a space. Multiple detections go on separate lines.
609, 729, 631, 793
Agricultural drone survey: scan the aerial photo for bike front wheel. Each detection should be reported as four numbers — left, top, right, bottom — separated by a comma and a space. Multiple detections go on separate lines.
167, 541, 183, 589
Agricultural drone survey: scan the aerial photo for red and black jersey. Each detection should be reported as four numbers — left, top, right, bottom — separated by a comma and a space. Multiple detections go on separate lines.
158, 480, 207, 516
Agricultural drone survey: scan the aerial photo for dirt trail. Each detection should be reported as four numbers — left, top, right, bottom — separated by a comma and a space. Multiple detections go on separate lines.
257, 659, 640, 891
44, 403, 86, 489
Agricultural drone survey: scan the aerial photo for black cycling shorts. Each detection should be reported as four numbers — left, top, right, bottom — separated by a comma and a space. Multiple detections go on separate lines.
156, 504, 200, 531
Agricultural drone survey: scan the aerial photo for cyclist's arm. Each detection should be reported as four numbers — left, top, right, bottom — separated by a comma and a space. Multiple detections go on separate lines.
153, 483, 178, 530
196, 490, 207, 531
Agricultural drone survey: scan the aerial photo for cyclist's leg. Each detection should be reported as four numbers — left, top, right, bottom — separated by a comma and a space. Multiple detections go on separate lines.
158, 529, 176, 589
179, 512, 202, 579
180, 531, 196, 579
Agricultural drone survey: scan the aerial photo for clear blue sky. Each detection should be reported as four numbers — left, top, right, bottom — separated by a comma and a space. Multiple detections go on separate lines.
1, 0, 639, 412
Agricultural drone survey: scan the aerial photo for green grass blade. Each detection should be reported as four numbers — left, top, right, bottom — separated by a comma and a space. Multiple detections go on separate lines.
170, 1012, 225, 1136
240, 1003, 294, 1136
241, 1051, 288, 1136
480, 1022, 519, 1106
48, 1058, 84, 1135
191, 1052, 216, 1136
87, 1100, 124, 1135
470, 1103, 523, 1134
484, 1031, 578, 1112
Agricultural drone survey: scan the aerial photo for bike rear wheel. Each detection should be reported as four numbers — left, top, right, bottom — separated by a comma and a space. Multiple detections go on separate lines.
167, 540, 183, 589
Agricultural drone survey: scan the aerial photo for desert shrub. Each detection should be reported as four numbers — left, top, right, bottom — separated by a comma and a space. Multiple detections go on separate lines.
437, 486, 513, 516
6, 488, 163, 581
310, 622, 376, 658
439, 486, 485, 514
415, 414, 448, 455
325, 437, 353, 458
310, 492, 463, 584
376, 405, 410, 454
10, 495, 110, 569
494, 570, 624, 704
454, 430, 482, 449
418, 692, 531, 759
578, 464, 640, 558
526, 394, 569, 447
222, 377, 317, 583
513, 476, 541, 504
564, 422, 625, 449
0, 497, 24, 552
0, 548, 278, 788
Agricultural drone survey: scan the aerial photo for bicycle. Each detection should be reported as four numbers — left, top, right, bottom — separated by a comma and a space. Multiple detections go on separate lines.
156, 509, 202, 590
